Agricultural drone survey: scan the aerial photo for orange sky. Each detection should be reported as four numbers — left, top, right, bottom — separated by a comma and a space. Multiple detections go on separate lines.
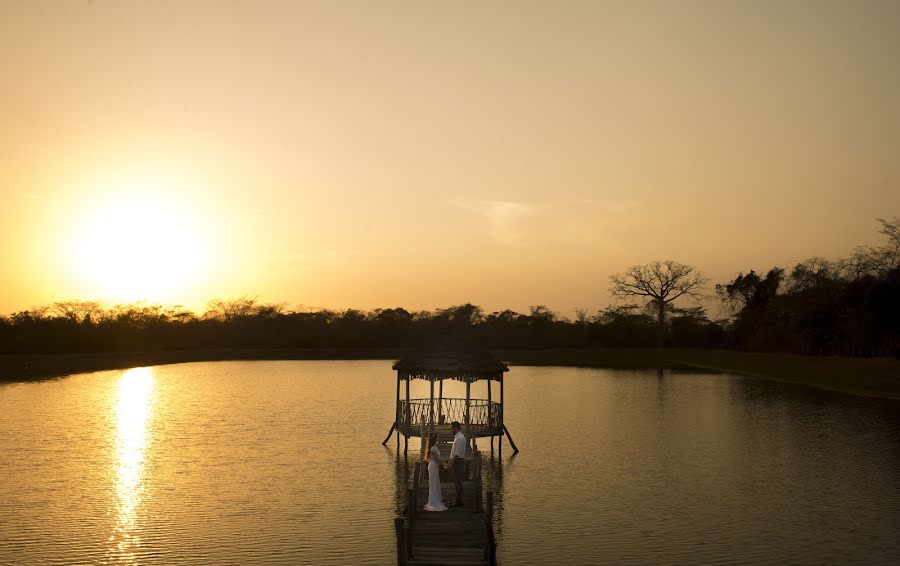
2, 0, 899, 316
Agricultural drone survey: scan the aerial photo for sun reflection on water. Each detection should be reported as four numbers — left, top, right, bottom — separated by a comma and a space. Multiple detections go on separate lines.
109, 367, 155, 563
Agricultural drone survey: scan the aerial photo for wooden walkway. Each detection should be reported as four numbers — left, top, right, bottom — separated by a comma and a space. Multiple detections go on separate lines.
395, 449, 497, 566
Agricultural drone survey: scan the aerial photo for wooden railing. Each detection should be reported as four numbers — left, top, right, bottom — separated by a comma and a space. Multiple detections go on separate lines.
398, 397, 501, 436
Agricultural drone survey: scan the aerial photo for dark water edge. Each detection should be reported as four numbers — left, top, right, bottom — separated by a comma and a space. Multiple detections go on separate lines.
2, 347, 899, 400
0, 348, 408, 382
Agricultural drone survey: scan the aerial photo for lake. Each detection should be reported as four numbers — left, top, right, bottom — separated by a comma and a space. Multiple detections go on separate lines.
1, 360, 899, 565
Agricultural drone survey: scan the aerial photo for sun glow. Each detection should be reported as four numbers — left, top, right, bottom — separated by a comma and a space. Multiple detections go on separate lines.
70, 191, 208, 303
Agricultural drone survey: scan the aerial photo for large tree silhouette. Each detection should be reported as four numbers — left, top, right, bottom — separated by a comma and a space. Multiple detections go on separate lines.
609, 260, 708, 346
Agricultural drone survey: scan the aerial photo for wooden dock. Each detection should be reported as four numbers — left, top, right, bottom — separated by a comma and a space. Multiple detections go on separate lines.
395, 449, 497, 566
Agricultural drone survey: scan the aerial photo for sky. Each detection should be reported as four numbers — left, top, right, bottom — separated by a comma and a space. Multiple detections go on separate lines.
1, 0, 899, 317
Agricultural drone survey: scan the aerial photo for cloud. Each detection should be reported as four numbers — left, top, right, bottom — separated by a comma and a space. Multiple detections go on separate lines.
455, 197, 645, 247
456, 199, 539, 245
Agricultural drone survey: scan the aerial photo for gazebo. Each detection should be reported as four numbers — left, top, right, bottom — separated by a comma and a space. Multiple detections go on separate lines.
381, 336, 519, 454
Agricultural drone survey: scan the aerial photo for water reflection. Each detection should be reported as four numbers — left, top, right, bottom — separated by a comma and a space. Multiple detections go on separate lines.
3, 362, 899, 565
109, 367, 154, 563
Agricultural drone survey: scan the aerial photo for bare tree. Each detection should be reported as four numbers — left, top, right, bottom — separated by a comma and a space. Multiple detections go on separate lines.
847, 217, 900, 279
50, 300, 104, 323
609, 260, 708, 346
204, 296, 260, 321
574, 307, 590, 326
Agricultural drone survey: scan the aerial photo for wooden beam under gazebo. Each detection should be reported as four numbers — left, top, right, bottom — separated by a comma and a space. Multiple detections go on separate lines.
381, 336, 519, 455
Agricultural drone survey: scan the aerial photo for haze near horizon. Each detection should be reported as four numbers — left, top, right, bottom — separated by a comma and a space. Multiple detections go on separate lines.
2, 0, 899, 315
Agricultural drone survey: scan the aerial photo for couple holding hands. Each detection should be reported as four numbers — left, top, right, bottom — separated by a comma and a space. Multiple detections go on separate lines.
423, 421, 467, 512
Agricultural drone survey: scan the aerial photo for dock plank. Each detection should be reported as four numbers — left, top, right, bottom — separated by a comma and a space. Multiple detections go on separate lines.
399, 454, 495, 566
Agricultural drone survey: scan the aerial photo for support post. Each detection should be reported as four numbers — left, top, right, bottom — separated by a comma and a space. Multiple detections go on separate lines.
404, 373, 411, 456
381, 421, 396, 445
484, 491, 497, 565
503, 424, 520, 454
487, 377, 494, 448
499, 375, 504, 456
407, 487, 416, 531
500, 375, 504, 431
438, 379, 444, 424
395, 370, 400, 434
405, 373, 411, 428
395, 516, 408, 566
465, 379, 471, 452
429, 379, 435, 434
413, 461, 422, 513
474, 450, 483, 513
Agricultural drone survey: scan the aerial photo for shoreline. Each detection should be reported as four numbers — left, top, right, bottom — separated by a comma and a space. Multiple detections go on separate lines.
2, 347, 899, 401
496, 348, 900, 401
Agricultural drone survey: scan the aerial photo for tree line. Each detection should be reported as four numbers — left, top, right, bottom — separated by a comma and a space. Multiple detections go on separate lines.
1, 218, 897, 358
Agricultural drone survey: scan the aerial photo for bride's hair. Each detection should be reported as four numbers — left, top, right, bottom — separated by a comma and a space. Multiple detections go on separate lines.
424, 432, 438, 463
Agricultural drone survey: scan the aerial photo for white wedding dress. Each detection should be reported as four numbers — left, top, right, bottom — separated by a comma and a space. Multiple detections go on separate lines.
423, 445, 448, 512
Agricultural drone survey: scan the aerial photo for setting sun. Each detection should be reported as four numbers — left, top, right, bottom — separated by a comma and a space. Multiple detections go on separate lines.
2, 2, 900, 565
69, 193, 206, 303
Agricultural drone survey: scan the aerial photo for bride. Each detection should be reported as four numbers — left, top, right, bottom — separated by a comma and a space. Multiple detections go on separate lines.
423, 432, 448, 512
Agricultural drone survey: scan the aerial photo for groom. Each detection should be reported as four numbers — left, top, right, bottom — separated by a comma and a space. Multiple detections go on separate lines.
447, 421, 466, 507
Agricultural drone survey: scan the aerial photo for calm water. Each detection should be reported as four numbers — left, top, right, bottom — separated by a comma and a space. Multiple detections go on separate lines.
1, 361, 899, 565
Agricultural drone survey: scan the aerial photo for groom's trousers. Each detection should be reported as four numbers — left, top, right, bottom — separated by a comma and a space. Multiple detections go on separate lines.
452, 458, 466, 503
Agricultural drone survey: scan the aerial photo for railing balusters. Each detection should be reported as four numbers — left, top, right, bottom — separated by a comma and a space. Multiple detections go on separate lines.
400, 397, 501, 432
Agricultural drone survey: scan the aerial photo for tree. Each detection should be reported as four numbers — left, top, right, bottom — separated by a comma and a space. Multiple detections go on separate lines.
50, 300, 104, 323
574, 307, 590, 326
609, 260, 708, 346
788, 257, 842, 293
204, 296, 260, 321
848, 217, 900, 279
716, 268, 783, 313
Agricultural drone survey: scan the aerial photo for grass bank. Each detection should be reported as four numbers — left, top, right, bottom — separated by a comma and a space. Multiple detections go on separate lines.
498, 348, 900, 400
2, 347, 898, 401
0, 348, 408, 383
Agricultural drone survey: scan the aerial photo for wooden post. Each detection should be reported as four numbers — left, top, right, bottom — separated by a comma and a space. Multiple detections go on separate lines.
380, 421, 396, 445
395, 370, 401, 434
396, 371, 402, 449
438, 379, 443, 424
465, 379, 471, 451
405, 373, 411, 427
504, 424, 520, 453
412, 461, 422, 516
429, 379, 435, 434
407, 488, 415, 530
395, 516, 408, 566
488, 377, 494, 450
499, 375, 504, 456
499, 375, 504, 431
404, 488, 416, 556
485, 491, 496, 565
488, 378, 494, 424
474, 451, 483, 513
404, 373, 411, 455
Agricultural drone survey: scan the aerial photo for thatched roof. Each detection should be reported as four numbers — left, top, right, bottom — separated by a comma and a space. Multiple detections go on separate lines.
392, 336, 508, 381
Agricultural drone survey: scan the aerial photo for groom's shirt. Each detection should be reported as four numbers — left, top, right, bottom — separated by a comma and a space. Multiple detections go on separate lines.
451, 431, 467, 460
